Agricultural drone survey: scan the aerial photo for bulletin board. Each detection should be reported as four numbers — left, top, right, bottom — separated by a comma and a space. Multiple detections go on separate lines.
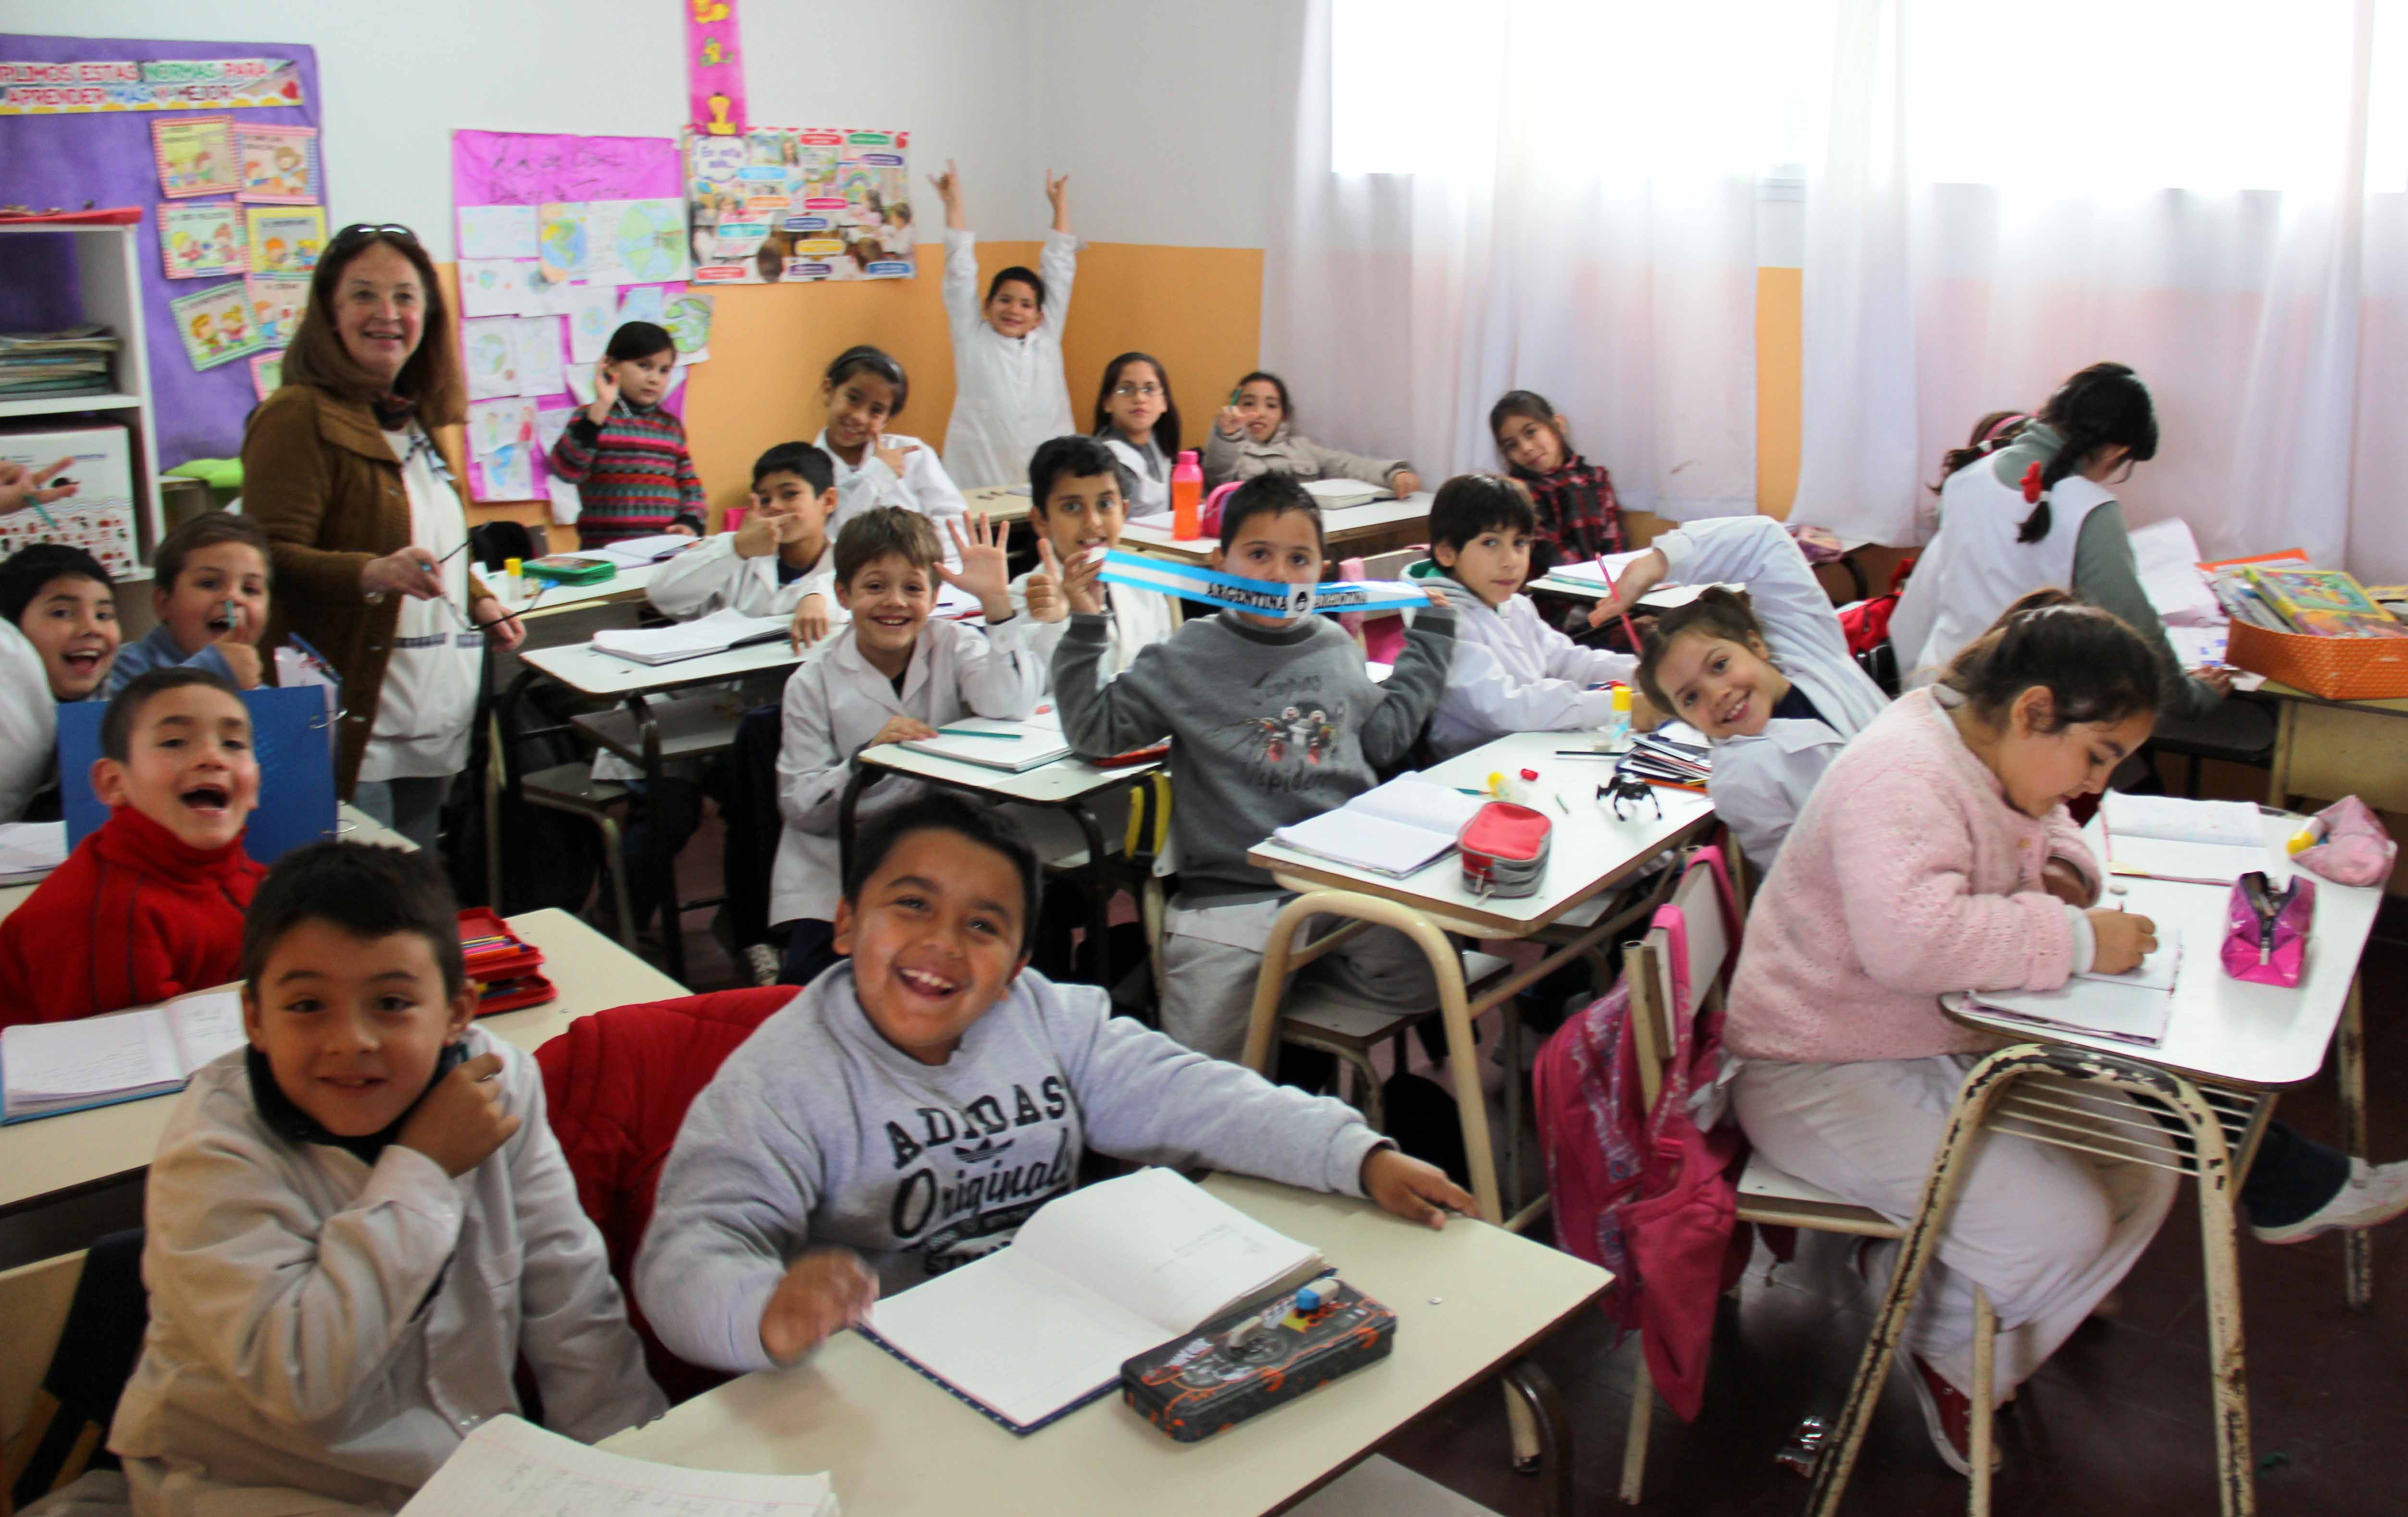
0, 34, 323, 469
450, 130, 711, 507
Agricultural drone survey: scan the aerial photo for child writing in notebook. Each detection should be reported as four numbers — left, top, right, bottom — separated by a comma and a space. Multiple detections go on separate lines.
771, 507, 1041, 988
636, 794, 1476, 1370
1403, 473, 1643, 759
1490, 389, 1622, 580
1092, 351, 1180, 520
816, 345, 968, 567
549, 321, 705, 550
107, 511, 271, 694
0, 543, 121, 822
0, 669, 267, 1028
1012, 434, 1176, 686
110, 842, 662, 1512
1203, 372, 1420, 497
1052, 474, 1457, 1063
931, 161, 1077, 489
1722, 595, 2177, 1475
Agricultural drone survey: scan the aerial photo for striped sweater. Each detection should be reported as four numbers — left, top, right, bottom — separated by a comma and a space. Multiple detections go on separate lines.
551, 399, 706, 548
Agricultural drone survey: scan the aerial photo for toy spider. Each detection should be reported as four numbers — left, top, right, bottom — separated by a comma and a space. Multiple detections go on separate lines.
1599, 773, 1660, 820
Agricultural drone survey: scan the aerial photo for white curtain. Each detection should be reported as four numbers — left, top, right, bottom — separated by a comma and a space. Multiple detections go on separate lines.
1265, 0, 1776, 520
1794, 0, 2408, 583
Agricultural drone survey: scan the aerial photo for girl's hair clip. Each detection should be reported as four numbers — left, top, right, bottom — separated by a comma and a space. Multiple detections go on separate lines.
2019, 461, 2045, 505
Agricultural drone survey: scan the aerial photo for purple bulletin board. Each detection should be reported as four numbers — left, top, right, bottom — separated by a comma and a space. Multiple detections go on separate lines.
0, 34, 323, 469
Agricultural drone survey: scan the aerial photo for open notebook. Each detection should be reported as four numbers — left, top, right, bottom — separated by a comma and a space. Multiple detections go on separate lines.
1269, 774, 1489, 877
900, 707, 1072, 773
591, 607, 790, 666
2101, 792, 2267, 885
398, 1415, 837, 1517
1967, 924, 2184, 1048
1, 990, 245, 1123
862, 1168, 1325, 1434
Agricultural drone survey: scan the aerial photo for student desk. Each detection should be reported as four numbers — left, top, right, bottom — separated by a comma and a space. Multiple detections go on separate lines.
1120, 493, 1436, 568
1246, 730, 1719, 1229
840, 742, 1163, 985
0, 909, 685, 1234
487, 560, 665, 622
599, 1173, 1609, 1517
2255, 680, 2408, 814
961, 484, 1033, 524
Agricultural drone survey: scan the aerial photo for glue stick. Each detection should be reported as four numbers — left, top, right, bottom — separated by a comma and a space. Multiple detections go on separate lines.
1597, 684, 1635, 753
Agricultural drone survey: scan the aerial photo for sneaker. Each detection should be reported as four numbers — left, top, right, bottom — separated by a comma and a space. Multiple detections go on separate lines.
743, 942, 782, 987
1906, 1354, 1998, 1476
2251, 1157, 2408, 1245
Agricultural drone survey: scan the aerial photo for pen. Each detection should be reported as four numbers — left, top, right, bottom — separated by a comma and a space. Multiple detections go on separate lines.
28, 500, 60, 532
936, 728, 1022, 740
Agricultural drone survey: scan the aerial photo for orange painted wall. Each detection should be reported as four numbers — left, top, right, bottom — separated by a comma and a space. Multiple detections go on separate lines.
450, 240, 1263, 530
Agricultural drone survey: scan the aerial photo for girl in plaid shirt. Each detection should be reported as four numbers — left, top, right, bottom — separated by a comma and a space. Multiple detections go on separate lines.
1490, 389, 1623, 577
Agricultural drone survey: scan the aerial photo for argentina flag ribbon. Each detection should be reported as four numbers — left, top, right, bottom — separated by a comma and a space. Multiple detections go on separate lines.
1094, 550, 1428, 619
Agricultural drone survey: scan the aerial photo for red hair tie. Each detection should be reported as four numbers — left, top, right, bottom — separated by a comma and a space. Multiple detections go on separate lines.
2019, 462, 2044, 504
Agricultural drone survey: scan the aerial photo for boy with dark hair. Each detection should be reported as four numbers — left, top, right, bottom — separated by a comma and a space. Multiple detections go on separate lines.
637, 793, 1475, 1371
108, 509, 273, 695
111, 841, 664, 1513
0, 542, 121, 820
771, 506, 1040, 986
648, 441, 846, 651
0, 667, 267, 1027
1010, 433, 1176, 688
1406, 471, 1639, 759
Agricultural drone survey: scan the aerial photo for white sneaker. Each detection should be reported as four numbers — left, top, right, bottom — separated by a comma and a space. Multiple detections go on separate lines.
2251, 1157, 2408, 1245
743, 942, 782, 987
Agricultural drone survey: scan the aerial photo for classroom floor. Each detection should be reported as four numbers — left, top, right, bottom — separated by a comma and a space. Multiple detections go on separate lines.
649, 791, 2408, 1517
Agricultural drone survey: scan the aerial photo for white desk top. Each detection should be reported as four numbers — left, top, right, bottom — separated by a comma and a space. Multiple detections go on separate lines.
0, 908, 687, 1216
858, 740, 1162, 805
1119, 493, 1434, 566
1250, 729, 1716, 937
521, 636, 806, 699
601, 1172, 1607, 1517
1946, 813, 2381, 1089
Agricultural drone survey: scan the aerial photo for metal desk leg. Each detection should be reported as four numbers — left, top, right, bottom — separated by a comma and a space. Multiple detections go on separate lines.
1499, 1357, 1574, 1517
628, 693, 683, 986
2340, 976, 2372, 1312
1066, 801, 1114, 987
2266, 696, 2298, 809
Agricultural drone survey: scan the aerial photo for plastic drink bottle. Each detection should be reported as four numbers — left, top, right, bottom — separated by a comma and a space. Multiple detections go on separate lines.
1171, 449, 1204, 540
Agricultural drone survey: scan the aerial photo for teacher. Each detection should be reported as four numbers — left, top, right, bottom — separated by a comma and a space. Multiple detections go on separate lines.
245, 222, 523, 849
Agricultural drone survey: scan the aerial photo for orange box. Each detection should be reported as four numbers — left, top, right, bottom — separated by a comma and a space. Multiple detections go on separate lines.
2227, 618, 2408, 700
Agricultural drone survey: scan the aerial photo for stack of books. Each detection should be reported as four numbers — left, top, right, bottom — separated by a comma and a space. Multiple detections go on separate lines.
1617, 729, 1712, 789
2209, 554, 2408, 640
0, 323, 120, 399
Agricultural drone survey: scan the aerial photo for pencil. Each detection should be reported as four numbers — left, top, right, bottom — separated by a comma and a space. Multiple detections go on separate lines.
935, 728, 1022, 740
29, 500, 60, 532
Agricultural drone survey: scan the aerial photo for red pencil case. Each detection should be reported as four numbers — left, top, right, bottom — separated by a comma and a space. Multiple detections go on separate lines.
1459, 802, 1551, 897
459, 908, 546, 984
474, 973, 558, 1015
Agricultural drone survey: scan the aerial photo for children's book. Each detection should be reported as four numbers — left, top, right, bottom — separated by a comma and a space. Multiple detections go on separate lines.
397, 1414, 838, 1517
2100, 792, 2267, 885
860, 1168, 1325, 1434
0, 990, 244, 1123
2237, 564, 2408, 639
1267, 773, 1489, 876
899, 708, 1072, 773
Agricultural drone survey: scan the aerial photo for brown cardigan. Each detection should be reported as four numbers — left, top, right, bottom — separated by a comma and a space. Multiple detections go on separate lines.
243, 385, 486, 798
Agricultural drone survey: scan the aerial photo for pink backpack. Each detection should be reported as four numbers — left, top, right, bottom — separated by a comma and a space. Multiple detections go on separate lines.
1533, 847, 1750, 1422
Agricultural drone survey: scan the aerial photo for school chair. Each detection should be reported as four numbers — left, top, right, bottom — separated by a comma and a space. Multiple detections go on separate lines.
2143, 698, 2279, 799
1610, 851, 2001, 1508
534, 987, 794, 1406
485, 706, 638, 953
2, 1231, 146, 1514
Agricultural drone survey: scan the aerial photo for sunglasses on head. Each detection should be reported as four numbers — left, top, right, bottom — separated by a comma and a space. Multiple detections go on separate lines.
328, 222, 420, 253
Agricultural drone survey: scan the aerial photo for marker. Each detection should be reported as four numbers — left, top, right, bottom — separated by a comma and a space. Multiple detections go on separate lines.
935, 728, 1021, 740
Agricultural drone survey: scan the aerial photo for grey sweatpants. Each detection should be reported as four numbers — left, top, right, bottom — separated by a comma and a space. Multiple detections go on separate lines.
1160, 910, 1445, 1063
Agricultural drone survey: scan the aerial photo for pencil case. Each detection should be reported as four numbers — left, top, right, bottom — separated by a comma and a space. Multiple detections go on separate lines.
473, 973, 557, 1015
459, 908, 546, 982
1459, 801, 1551, 897
521, 554, 618, 585
1122, 1279, 1397, 1442
2220, 871, 2314, 987
2287, 796, 2395, 887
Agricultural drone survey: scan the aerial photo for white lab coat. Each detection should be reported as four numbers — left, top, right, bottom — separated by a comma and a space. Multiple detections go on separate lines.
111, 1031, 663, 1516
1651, 513, 1890, 871
940, 228, 1078, 490
1407, 577, 1635, 759
770, 616, 1043, 925
1008, 569, 1180, 691
0, 618, 55, 824
812, 428, 967, 568
1889, 463, 2114, 689
646, 530, 843, 622
1099, 432, 1172, 522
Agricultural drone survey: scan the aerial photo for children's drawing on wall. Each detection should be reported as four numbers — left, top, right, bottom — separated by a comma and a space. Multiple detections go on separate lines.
236, 125, 320, 205
468, 396, 538, 501
169, 281, 265, 371
152, 115, 238, 199
463, 319, 521, 401
159, 202, 247, 280
537, 201, 591, 283
244, 206, 326, 276
663, 291, 714, 364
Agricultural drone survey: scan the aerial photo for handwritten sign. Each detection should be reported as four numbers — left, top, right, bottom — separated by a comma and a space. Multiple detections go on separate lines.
451, 131, 683, 208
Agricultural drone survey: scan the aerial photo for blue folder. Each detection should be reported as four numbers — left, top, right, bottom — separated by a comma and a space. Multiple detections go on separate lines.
58, 684, 339, 865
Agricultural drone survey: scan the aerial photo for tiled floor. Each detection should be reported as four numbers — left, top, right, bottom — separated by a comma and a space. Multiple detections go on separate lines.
644, 795, 2408, 1516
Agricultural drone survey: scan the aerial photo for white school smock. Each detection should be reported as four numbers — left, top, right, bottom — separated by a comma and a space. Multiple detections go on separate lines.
812, 427, 967, 568
1100, 432, 1172, 522
770, 615, 1043, 925
110, 1031, 663, 1514
1889, 461, 2115, 689
0, 619, 54, 823
1651, 513, 1890, 871
1008, 569, 1179, 691
358, 425, 481, 783
940, 228, 1078, 490
1408, 578, 1636, 760
647, 530, 844, 622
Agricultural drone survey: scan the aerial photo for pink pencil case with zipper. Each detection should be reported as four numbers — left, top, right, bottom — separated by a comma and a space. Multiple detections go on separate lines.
2220, 871, 2314, 987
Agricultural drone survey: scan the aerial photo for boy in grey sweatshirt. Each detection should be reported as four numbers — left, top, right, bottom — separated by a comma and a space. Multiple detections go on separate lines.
1050, 474, 1461, 1059
636, 793, 1474, 1374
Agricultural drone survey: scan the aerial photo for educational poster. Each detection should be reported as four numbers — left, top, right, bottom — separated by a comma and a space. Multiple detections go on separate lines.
461, 318, 521, 400
245, 205, 325, 275
169, 281, 264, 371
682, 127, 913, 284
1, 57, 304, 114
467, 396, 538, 501
152, 115, 237, 198
159, 202, 247, 279
236, 124, 318, 204
244, 272, 309, 347
250, 350, 283, 401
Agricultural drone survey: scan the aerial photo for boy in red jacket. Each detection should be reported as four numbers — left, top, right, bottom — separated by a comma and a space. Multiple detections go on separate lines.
0, 667, 266, 1026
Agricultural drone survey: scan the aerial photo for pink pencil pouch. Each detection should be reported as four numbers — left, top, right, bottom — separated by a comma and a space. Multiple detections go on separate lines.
2220, 871, 2315, 987
2289, 795, 2396, 888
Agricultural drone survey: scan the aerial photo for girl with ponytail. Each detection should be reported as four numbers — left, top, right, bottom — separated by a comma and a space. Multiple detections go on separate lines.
1889, 363, 2228, 722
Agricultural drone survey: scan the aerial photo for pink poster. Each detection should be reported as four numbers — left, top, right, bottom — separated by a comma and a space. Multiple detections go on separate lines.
451, 131, 683, 207
685, 0, 746, 137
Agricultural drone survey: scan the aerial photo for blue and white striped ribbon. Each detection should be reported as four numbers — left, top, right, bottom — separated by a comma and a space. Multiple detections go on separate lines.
1095, 550, 1427, 620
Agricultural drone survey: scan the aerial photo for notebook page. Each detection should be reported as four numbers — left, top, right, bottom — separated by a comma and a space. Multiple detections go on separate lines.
1269, 810, 1459, 876
1349, 776, 1486, 834
1545, 548, 1653, 588
166, 991, 248, 1076
1970, 977, 2174, 1048
2, 1009, 182, 1102
1013, 1168, 1322, 1335
593, 608, 786, 662
398, 1414, 836, 1516
863, 1248, 1165, 1430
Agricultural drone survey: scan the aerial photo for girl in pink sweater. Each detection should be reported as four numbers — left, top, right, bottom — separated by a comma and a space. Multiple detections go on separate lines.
1725, 592, 2175, 1476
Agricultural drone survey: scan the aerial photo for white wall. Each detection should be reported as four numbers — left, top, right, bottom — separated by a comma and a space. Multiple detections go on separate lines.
40, 0, 1276, 258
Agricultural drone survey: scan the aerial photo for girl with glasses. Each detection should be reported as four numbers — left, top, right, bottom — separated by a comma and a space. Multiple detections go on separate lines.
1091, 351, 1181, 522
